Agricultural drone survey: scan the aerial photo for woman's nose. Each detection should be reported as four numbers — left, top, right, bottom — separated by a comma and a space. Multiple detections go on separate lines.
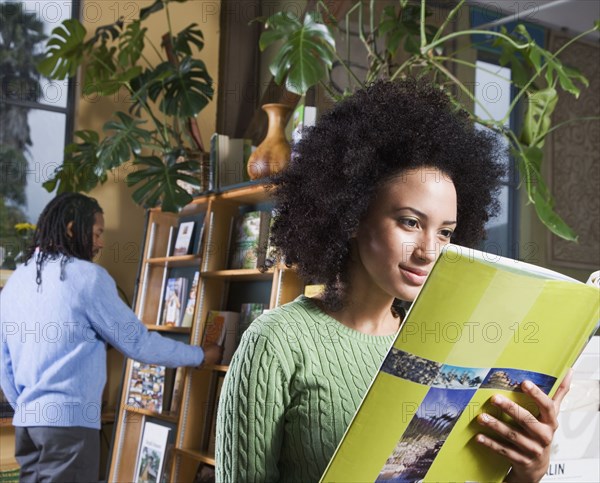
413, 233, 438, 263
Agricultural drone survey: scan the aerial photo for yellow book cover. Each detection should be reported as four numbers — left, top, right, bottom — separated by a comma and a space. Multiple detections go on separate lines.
321, 244, 600, 483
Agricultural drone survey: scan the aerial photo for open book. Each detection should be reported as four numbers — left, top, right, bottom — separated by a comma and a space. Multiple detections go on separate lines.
321, 244, 600, 482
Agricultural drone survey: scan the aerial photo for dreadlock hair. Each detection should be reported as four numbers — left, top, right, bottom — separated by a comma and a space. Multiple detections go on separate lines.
25, 192, 103, 285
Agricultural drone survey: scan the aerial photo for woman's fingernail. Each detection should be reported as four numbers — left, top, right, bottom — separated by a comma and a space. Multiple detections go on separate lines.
523, 380, 533, 390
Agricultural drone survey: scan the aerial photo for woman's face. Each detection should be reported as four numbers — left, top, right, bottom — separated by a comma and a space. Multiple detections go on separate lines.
355, 167, 457, 302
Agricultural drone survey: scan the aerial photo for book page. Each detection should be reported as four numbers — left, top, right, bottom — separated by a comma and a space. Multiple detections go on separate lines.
321, 244, 600, 482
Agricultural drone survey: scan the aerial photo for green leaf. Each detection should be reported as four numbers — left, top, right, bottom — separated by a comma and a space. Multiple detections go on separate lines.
174, 24, 205, 55
521, 87, 557, 148
96, 112, 152, 171
259, 11, 336, 95
37, 19, 87, 79
533, 190, 578, 241
140, 0, 165, 20
155, 58, 214, 118
118, 21, 146, 67
126, 155, 197, 211
42, 130, 105, 194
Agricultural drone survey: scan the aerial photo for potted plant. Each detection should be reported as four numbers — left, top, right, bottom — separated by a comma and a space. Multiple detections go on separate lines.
257, 0, 599, 241
37, 0, 214, 212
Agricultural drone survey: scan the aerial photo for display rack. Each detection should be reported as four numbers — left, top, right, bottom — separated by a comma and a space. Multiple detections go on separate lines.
107, 184, 303, 481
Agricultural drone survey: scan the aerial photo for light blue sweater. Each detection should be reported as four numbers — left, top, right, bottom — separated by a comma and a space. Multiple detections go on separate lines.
0, 255, 204, 429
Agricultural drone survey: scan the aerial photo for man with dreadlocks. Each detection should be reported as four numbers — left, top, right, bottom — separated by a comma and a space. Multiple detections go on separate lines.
0, 193, 221, 482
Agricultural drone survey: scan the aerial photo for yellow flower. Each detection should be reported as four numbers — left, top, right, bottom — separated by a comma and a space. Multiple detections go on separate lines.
14, 223, 36, 234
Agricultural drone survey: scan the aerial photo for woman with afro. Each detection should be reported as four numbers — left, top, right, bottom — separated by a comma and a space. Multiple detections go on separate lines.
216, 80, 569, 482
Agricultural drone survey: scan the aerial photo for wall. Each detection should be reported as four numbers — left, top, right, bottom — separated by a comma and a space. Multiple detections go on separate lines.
78, 0, 221, 299
520, 33, 599, 282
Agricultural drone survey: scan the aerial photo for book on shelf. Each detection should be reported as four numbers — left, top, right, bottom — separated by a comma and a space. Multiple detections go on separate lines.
126, 362, 166, 414
175, 151, 210, 197
161, 277, 188, 327
173, 221, 195, 256
134, 421, 171, 483
207, 375, 225, 456
221, 312, 242, 365
168, 368, 185, 414
161, 368, 178, 415
221, 137, 252, 187
228, 210, 271, 270
263, 212, 278, 268
202, 311, 240, 365
237, 303, 267, 346
180, 271, 199, 328
321, 244, 600, 483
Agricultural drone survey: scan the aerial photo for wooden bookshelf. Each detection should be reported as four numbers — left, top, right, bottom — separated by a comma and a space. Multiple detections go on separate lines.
107, 184, 304, 482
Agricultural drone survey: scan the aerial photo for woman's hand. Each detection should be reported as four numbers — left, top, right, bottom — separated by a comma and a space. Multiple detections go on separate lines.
476, 369, 573, 483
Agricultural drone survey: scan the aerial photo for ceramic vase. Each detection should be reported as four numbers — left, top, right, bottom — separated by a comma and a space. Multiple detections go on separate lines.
247, 103, 292, 180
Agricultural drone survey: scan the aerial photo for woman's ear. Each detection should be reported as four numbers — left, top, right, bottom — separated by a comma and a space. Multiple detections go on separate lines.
66, 221, 74, 238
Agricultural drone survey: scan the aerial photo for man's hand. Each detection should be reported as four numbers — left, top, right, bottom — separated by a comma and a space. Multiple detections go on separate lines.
201, 344, 223, 367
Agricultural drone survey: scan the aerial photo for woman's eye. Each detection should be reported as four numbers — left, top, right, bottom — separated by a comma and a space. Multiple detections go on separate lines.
440, 229, 454, 239
400, 218, 418, 228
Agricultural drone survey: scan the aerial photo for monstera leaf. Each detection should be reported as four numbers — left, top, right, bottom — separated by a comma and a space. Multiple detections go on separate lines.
43, 130, 106, 194
127, 154, 200, 212
152, 58, 214, 118
96, 112, 152, 171
118, 20, 147, 68
37, 19, 87, 79
260, 11, 336, 95
173, 23, 205, 55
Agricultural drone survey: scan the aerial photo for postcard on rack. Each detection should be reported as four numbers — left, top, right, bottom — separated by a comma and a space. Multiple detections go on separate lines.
134, 421, 171, 483
173, 221, 195, 256
321, 244, 600, 483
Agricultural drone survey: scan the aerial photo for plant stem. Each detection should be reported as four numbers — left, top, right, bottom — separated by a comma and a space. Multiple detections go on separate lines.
425, 29, 529, 53
552, 25, 599, 59
420, 0, 426, 50
431, 0, 466, 44
319, 79, 340, 101
144, 36, 165, 63
531, 116, 600, 146
389, 57, 415, 81
505, 25, 598, 119
429, 58, 497, 122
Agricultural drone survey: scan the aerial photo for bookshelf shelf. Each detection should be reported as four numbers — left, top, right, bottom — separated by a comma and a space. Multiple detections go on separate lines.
200, 268, 273, 281
145, 255, 202, 267
108, 184, 304, 482
173, 447, 215, 465
121, 406, 179, 423
197, 364, 229, 373
0, 418, 12, 428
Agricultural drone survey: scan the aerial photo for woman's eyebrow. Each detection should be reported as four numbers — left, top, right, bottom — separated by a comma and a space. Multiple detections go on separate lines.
393, 207, 457, 225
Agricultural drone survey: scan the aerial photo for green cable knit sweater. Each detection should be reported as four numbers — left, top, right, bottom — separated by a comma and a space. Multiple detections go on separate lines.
216, 296, 395, 482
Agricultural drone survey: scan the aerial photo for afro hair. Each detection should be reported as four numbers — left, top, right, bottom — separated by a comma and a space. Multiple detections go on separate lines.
269, 79, 505, 310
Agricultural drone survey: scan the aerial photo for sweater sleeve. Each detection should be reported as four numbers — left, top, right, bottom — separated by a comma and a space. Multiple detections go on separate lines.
86, 266, 204, 368
216, 327, 289, 482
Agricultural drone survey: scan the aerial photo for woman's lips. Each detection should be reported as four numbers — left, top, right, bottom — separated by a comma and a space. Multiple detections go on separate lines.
399, 265, 429, 285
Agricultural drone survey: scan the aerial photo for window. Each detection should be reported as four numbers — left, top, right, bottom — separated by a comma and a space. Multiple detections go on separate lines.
0, 0, 78, 268
474, 60, 519, 259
